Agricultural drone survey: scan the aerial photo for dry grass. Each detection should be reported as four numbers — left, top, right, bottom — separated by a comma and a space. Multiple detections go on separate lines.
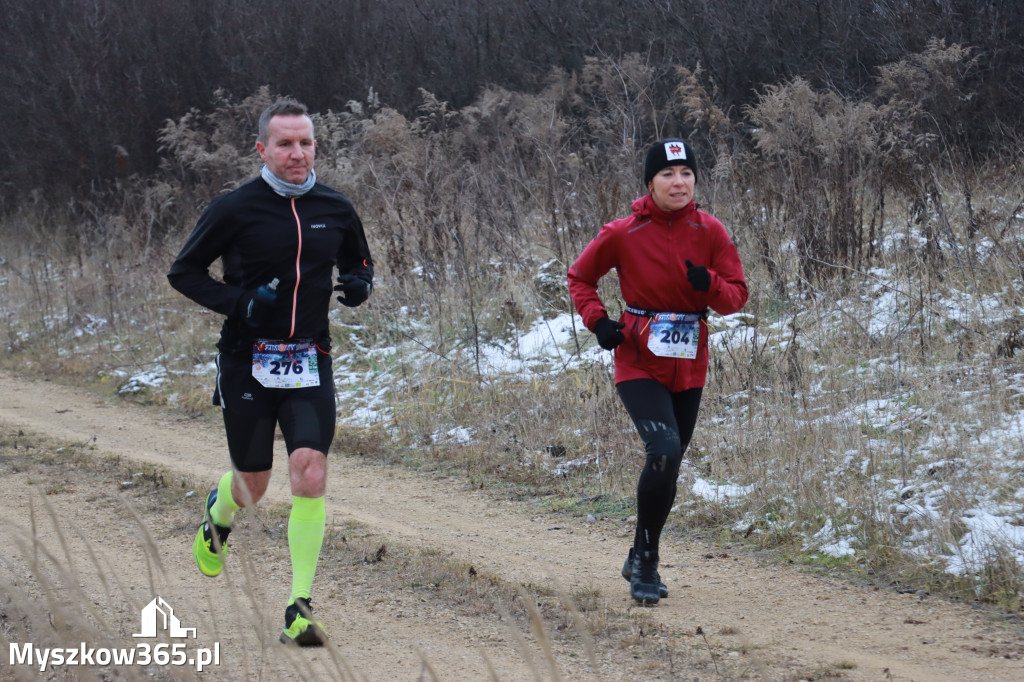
2, 46, 1022, 613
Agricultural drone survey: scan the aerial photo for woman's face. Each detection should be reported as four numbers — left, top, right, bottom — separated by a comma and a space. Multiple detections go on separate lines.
647, 165, 695, 212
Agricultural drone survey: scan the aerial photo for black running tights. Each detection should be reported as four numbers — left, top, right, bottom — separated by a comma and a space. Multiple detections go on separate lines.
615, 378, 703, 558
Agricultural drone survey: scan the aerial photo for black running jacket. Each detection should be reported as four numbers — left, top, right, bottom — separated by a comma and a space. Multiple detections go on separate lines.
167, 177, 374, 354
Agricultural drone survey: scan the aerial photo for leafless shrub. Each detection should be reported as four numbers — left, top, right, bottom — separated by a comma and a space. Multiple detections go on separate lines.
158, 87, 277, 205
727, 41, 982, 288
873, 40, 980, 271
743, 78, 877, 282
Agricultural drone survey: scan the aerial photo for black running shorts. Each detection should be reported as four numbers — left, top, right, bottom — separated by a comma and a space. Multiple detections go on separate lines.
212, 350, 336, 472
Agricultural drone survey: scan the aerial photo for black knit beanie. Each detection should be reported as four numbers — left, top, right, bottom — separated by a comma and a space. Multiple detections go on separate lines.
643, 139, 697, 185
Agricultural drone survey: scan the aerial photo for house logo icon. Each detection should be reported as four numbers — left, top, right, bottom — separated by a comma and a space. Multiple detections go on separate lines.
132, 597, 197, 639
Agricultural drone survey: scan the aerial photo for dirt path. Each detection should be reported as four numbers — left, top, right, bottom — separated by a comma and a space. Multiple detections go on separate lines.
1, 371, 1021, 681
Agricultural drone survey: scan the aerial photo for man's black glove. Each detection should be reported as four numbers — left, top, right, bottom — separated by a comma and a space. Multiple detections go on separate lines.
334, 273, 372, 307
593, 317, 626, 351
685, 259, 711, 292
238, 278, 279, 327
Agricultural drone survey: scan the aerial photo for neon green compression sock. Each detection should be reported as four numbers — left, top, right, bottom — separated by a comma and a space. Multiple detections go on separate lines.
288, 495, 326, 604
209, 470, 241, 528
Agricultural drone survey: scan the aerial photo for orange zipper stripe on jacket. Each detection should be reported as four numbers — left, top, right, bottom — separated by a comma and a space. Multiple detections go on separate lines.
289, 198, 301, 338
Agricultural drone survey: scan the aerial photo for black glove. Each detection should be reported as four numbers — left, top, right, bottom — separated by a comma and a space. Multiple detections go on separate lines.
238, 279, 279, 327
593, 317, 626, 350
334, 273, 372, 307
685, 259, 711, 292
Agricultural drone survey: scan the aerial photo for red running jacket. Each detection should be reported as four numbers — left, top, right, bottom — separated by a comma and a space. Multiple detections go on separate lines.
568, 193, 748, 391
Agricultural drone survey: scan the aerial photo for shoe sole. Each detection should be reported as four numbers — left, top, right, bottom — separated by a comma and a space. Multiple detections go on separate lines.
193, 526, 223, 577
630, 591, 661, 605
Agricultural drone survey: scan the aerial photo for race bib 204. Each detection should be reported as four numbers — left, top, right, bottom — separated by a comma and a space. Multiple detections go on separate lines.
647, 313, 701, 359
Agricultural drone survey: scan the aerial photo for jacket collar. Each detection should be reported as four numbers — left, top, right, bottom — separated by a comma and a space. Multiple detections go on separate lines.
630, 193, 698, 222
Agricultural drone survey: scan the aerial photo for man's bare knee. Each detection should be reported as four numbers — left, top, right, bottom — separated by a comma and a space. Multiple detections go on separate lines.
233, 470, 271, 507
289, 448, 327, 497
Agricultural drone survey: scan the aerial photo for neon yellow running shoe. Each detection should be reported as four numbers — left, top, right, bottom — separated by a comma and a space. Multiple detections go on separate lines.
279, 598, 326, 647
193, 488, 230, 577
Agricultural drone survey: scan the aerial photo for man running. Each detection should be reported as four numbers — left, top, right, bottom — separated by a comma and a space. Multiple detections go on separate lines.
167, 98, 373, 645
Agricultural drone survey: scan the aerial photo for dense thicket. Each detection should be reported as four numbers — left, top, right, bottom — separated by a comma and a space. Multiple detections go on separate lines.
2, 0, 1022, 209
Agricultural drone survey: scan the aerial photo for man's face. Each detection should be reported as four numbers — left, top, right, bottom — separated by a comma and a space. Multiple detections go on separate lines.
256, 114, 315, 184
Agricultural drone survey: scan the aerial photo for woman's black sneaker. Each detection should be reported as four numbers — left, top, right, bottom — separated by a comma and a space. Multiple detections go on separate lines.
621, 547, 668, 598
628, 550, 662, 605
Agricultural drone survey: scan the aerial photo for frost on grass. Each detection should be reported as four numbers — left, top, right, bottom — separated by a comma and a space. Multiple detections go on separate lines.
899, 408, 1024, 578
701, 263, 1024, 582
690, 475, 755, 504
331, 310, 604, 431
118, 368, 168, 394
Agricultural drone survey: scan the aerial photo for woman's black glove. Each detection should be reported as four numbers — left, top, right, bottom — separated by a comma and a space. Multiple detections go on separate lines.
685, 259, 711, 292
593, 317, 626, 350
335, 274, 372, 307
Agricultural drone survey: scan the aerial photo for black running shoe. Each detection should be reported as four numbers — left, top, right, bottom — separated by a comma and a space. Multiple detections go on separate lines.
622, 547, 668, 598
628, 550, 662, 605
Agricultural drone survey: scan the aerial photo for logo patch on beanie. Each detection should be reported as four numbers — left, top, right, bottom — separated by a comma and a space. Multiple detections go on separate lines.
665, 141, 687, 161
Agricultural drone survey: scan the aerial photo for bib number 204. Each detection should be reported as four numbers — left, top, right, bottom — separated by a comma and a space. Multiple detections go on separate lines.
659, 328, 691, 345
647, 315, 700, 359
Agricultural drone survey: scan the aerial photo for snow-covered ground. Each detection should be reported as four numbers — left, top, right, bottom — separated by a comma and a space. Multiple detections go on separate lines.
106, 269, 1024, 586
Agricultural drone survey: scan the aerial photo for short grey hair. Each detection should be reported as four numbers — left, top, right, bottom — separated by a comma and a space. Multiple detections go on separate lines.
257, 99, 311, 144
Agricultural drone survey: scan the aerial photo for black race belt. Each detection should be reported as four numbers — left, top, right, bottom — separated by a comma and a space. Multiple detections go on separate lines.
626, 305, 708, 321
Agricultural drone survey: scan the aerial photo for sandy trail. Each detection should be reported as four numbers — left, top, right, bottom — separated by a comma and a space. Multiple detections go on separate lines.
1, 372, 1021, 681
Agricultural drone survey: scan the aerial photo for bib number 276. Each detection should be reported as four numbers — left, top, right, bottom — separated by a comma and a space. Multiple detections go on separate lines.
251, 340, 320, 388
268, 359, 304, 376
